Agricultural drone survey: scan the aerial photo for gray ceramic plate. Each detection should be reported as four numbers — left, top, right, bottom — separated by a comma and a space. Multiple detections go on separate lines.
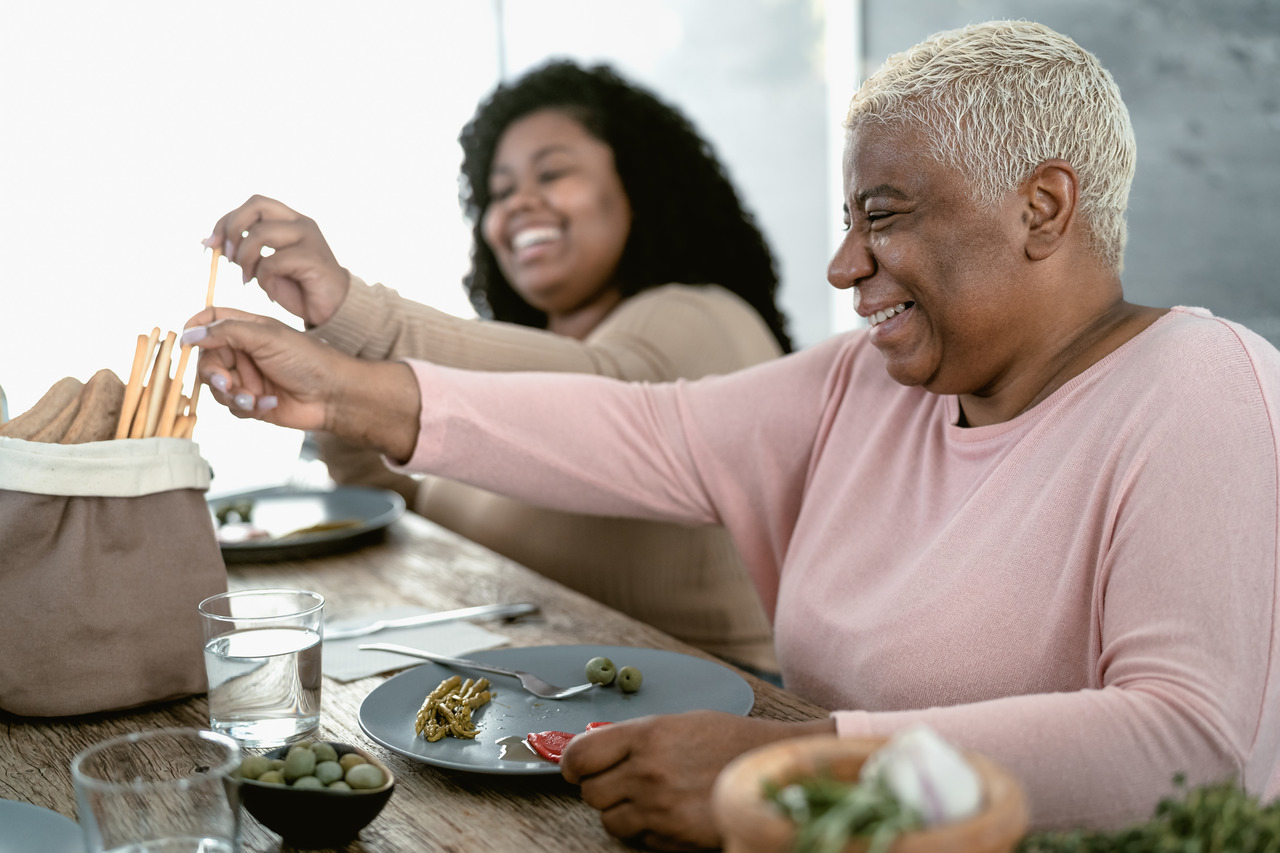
0, 800, 82, 853
358, 644, 755, 775
209, 486, 405, 563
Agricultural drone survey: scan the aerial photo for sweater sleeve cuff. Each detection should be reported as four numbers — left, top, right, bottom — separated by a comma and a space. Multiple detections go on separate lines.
308, 273, 378, 357
831, 710, 877, 737
382, 359, 442, 475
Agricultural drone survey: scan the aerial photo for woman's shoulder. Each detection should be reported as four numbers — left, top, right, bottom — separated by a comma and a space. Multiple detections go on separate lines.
1101, 306, 1280, 441
1138, 307, 1280, 385
622, 282, 761, 317
592, 283, 784, 371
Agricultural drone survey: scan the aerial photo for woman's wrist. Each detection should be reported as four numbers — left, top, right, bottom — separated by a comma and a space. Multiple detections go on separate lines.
327, 360, 421, 463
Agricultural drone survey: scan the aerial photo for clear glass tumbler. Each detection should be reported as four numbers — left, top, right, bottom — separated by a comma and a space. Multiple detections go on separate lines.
72, 727, 241, 853
198, 588, 325, 749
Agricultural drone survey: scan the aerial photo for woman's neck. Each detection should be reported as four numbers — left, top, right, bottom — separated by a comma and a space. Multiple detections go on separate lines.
547, 287, 625, 340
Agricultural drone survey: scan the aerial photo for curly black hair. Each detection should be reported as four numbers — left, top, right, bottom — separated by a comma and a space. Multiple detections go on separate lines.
457, 59, 793, 353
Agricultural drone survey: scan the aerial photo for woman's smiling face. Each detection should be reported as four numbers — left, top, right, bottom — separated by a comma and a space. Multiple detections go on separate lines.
481, 109, 632, 334
828, 121, 1035, 398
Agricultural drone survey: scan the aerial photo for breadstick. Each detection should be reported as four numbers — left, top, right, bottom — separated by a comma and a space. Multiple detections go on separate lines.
180, 384, 200, 439
187, 380, 201, 418
126, 328, 162, 438
141, 330, 177, 438
157, 344, 193, 438
115, 331, 155, 439
206, 246, 222, 308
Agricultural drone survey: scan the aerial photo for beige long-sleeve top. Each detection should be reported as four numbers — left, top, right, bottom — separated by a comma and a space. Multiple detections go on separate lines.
309, 276, 784, 670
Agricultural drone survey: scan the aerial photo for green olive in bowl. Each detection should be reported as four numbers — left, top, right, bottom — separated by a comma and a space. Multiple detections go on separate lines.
238, 741, 395, 847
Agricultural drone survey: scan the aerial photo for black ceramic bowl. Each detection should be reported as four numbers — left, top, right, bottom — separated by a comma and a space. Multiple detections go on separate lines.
239, 741, 395, 847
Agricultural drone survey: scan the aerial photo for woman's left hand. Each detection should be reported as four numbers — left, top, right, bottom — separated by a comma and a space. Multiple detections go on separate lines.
181, 306, 422, 460
181, 307, 337, 430
560, 710, 837, 850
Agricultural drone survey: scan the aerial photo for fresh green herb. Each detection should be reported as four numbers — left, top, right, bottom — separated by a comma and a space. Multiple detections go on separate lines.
1018, 775, 1280, 853
765, 773, 923, 853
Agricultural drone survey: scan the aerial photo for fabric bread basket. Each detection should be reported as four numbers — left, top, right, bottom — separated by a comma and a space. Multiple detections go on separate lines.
0, 435, 226, 716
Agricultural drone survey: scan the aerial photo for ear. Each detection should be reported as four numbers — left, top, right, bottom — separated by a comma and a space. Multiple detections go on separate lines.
1020, 159, 1078, 262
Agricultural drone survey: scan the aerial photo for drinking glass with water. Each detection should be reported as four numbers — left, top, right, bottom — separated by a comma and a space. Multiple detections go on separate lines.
198, 588, 324, 749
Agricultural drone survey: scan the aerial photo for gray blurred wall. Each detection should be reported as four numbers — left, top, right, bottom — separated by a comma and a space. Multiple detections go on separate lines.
864, 0, 1280, 349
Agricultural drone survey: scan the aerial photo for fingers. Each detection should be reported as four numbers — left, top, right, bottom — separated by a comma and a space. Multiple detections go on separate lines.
184, 305, 260, 330
564, 712, 807, 849
201, 196, 346, 326
204, 194, 300, 262
182, 313, 293, 412
230, 216, 314, 286
186, 327, 268, 414
560, 721, 633, 785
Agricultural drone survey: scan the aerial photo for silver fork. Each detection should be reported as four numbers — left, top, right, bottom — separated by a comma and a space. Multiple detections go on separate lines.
360, 643, 597, 700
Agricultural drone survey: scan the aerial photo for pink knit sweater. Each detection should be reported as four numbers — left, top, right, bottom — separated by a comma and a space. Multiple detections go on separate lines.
401, 306, 1280, 830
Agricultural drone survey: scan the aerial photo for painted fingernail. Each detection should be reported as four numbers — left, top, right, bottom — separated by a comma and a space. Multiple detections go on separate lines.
211, 374, 229, 392
180, 325, 207, 345
256, 396, 278, 411
233, 393, 254, 410
224, 239, 234, 258
201, 235, 217, 249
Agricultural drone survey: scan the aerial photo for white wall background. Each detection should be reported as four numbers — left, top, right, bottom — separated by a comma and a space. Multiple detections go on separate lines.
1, 1, 845, 496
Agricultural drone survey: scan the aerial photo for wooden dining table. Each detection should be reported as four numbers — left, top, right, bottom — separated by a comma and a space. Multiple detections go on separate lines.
0, 509, 827, 851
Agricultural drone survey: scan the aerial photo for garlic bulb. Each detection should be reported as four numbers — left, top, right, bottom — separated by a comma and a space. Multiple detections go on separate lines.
858, 725, 982, 826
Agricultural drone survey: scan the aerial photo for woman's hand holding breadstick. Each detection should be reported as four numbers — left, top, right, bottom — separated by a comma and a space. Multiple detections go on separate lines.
182, 306, 420, 462
202, 195, 350, 328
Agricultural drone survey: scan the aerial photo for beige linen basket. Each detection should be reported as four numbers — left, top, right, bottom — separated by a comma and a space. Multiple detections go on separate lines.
0, 435, 227, 716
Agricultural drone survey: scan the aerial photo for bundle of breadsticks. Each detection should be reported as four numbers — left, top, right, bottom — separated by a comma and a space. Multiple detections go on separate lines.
0, 248, 221, 445
0, 327, 202, 444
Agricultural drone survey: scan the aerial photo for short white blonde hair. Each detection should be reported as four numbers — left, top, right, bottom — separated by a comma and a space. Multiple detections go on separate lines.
847, 20, 1136, 272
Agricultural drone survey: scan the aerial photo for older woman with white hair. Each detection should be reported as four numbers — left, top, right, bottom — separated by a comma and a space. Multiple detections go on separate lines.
184, 19, 1280, 848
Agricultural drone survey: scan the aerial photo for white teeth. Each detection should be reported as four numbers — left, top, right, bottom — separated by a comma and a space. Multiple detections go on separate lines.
512, 226, 561, 251
869, 302, 908, 327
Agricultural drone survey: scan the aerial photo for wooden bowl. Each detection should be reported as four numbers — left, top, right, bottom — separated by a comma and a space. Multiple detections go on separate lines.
239, 742, 395, 847
711, 735, 1029, 853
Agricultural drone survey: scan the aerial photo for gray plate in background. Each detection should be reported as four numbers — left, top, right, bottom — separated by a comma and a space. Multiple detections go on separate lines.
209, 486, 405, 564
0, 800, 83, 853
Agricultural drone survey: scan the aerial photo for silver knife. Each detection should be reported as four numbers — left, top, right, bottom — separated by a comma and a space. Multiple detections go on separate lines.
324, 602, 539, 641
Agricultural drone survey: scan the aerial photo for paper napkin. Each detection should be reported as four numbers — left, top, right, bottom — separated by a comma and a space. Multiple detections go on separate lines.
322, 606, 510, 683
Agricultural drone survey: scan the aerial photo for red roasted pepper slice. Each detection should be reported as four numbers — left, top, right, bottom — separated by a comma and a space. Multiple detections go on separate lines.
526, 722, 614, 763
526, 730, 575, 763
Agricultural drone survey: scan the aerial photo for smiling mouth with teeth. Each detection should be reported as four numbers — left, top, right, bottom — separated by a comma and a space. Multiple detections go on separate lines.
511, 227, 561, 252
869, 302, 914, 327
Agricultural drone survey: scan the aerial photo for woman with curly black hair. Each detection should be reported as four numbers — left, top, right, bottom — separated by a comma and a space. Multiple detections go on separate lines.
205, 60, 792, 674
457, 60, 792, 351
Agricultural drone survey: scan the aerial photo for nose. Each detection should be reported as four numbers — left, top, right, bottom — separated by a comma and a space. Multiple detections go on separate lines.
500, 175, 543, 215
827, 226, 874, 291
484, 178, 540, 247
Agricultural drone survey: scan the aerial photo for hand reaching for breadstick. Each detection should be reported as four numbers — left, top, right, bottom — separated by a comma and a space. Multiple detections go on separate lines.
203, 195, 350, 328
182, 307, 420, 462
